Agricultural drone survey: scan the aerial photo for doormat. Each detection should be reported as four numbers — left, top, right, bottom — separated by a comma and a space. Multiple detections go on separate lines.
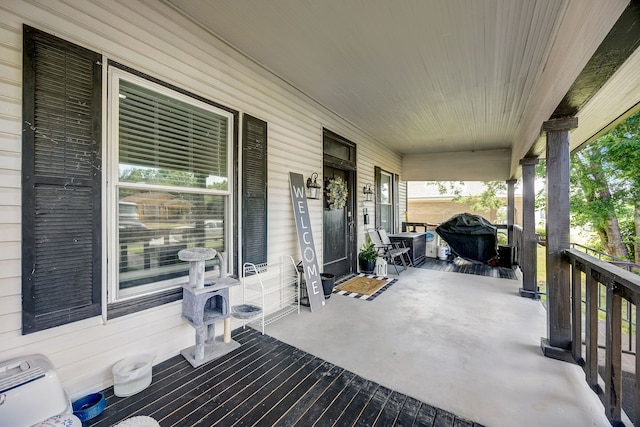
333, 274, 398, 301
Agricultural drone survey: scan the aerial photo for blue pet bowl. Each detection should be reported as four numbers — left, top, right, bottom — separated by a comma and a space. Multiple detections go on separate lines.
72, 392, 106, 422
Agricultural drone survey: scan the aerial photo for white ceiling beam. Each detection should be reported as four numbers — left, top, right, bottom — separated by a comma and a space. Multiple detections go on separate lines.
402, 149, 511, 181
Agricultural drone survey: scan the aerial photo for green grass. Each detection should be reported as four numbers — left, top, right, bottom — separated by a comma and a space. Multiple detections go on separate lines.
536, 244, 546, 301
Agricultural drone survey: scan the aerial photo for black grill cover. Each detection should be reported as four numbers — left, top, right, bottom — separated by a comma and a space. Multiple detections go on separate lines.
435, 213, 498, 263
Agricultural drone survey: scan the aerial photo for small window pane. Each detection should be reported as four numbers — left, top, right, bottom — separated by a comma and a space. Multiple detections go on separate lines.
380, 173, 391, 204
378, 171, 393, 233
324, 137, 354, 162
118, 80, 228, 190
380, 205, 391, 232
117, 188, 226, 290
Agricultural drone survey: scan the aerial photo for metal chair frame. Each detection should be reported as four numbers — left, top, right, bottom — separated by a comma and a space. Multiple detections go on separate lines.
367, 229, 411, 274
378, 228, 413, 268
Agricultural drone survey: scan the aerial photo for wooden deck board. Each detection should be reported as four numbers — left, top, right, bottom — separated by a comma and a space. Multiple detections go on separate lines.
433, 407, 456, 426
310, 372, 369, 426
174, 341, 294, 426
287, 370, 357, 426
394, 396, 423, 426
86, 328, 484, 427
414, 402, 437, 426
373, 390, 408, 426
356, 385, 392, 426
271, 363, 345, 426
211, 352, 315, 426
200, 348, 308, 425
418, 257, 518, 280
332, 379, 380, 426
147, 334, 283, 424
253, 359, 333, 425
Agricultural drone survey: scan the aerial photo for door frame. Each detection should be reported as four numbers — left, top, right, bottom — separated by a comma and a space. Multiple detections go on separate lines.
322, 129, 357, 278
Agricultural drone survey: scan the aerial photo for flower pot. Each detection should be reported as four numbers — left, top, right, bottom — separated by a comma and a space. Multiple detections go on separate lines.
320, 273, 335, 299
359, 258, 376, 274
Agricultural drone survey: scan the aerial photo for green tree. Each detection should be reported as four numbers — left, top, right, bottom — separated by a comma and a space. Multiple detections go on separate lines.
455, 181, 507, 213
567, 110, 640, 261
120, 167, 199, 187
429, 181, 508, 219
570, 144, 628, 258
120, 167, 227, 190
596, 112, 640, 262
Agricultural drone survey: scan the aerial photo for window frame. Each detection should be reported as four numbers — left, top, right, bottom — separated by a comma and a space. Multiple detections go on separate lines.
106, 65, 236, 304
104, 62, 240, 318
375, 166, 399, 233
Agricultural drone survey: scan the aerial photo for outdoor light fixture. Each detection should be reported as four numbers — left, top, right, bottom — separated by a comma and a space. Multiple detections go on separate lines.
363, 183, 373, 202
306, 172, 321, 199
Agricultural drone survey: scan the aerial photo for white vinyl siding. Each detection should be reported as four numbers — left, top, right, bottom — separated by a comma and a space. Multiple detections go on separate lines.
0, 0, 404, 399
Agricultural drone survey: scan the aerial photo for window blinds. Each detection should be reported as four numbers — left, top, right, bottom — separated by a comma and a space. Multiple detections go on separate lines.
118, 80, 228, 185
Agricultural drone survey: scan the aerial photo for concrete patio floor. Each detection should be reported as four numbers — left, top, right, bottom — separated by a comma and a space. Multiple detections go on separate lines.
264, 267, 612, 427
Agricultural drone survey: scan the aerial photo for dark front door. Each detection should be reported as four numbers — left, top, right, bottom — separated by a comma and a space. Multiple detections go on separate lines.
323, 165, 355, 278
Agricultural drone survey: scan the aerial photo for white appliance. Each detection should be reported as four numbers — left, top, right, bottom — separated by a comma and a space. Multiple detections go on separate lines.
0, 354, 72, 427
425, 231, 438, 258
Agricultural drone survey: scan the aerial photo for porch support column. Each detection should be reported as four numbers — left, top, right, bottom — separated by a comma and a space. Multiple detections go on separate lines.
506, 179, 516, 245
541, 117, 577, 363
519, 158, 539, 299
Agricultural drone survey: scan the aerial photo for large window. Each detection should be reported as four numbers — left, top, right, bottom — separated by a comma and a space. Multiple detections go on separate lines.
23, 27, 247, 330
375, 167, 399, 233
108, 68, 234, 301
379, 171, 392, 231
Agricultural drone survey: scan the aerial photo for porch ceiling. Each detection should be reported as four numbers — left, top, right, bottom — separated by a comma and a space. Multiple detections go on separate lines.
167, 0, 639, 181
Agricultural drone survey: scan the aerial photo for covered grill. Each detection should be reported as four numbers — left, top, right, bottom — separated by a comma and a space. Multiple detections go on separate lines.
435, 213, 498, 264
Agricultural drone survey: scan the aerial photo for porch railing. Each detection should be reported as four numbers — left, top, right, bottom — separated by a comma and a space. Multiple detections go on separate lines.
563, 248, 640, 426
571, 242, 640, 273
570, 243, 639, 354
402, 221, 437, 232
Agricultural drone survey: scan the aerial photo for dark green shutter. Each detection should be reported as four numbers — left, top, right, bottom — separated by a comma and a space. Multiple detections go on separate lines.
242, 114, 268, 265
22, 26, 102, 334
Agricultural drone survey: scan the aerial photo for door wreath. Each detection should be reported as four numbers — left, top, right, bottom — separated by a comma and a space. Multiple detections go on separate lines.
326, 176, 348, 210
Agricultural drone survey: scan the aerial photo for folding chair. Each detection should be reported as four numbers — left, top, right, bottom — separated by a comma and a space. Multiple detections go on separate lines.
367, 229, 410, 274
378, 228, 413, 268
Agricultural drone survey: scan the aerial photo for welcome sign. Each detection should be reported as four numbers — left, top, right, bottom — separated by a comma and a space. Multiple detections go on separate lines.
289, 172, 325, 311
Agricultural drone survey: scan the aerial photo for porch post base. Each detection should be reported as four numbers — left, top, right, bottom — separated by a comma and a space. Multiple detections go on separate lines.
519, 288, 539, 299
540, 338, 576, 363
